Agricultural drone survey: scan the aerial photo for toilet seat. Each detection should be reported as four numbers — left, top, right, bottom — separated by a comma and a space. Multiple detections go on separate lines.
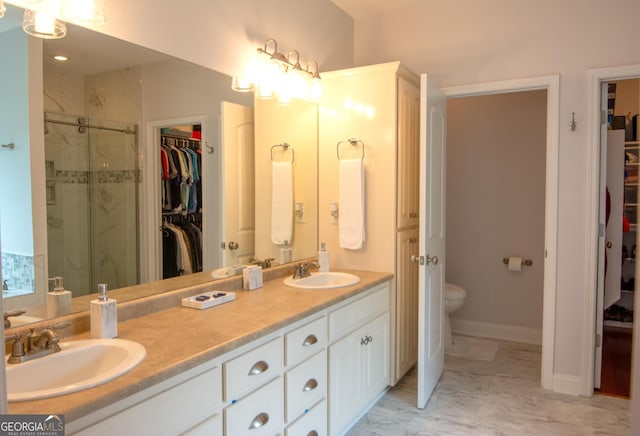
445, 283, 466, 300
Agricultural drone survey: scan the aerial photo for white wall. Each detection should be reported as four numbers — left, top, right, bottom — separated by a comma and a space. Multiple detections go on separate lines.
446, 90, 547, 342
0, 28, 33, 256
349, 0, 640, 389
94, 0, 354, 79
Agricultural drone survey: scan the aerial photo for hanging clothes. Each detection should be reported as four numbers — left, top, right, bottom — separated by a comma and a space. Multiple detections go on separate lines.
162, 215, 203, 278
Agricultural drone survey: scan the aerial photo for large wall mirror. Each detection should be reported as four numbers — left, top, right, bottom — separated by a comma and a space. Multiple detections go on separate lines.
0, 3, 319, 326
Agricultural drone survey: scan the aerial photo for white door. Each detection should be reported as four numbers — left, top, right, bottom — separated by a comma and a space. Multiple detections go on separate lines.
221, 102, 255, 266
417, 73, 446, 408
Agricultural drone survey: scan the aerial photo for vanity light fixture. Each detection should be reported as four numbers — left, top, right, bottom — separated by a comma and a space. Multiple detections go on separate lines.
232, 38, 322, 103
7, 0, 106, 39
23, 8, 67, 39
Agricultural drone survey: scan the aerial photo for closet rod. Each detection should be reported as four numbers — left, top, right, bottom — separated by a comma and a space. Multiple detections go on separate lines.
161, 133, 201, 142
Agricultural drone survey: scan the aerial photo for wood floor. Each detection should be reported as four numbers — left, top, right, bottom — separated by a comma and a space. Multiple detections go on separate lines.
598, 325, 633, 398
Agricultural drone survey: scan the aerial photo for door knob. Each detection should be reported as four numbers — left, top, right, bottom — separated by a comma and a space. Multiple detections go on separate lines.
426, 255, 439, 265
228, 241, 239, 250
411, 255, 425, 265
606, 241, 612, 249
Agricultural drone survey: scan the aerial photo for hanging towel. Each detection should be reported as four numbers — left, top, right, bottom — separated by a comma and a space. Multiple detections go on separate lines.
271, 161, 293, 245
339, 158, 365, 249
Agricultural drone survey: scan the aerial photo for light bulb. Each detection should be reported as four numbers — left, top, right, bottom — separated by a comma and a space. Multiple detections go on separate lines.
23, 9, 67, 39
63, 0, 105, 25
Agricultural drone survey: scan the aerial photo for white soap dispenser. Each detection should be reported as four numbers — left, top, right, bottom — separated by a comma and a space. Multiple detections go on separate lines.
90, 283, 118, 339
318, 242, 330, 272
47, 276, 72, 318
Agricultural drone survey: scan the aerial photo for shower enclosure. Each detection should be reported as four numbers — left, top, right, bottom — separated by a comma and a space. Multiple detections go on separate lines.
44, 112, 139, 297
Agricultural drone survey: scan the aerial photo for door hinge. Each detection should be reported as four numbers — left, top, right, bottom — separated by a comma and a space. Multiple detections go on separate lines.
596, 333, 601, 348
601, 110, 607, 125
598, 223, 605, 237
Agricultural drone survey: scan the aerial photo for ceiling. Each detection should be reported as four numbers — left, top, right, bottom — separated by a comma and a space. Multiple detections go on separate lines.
331, 0, 422, 19
1, 3, 171, 76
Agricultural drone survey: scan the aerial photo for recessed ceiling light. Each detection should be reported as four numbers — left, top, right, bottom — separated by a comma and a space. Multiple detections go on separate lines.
53, 55, 69, 62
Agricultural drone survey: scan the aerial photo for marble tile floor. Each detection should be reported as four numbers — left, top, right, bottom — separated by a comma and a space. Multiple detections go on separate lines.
348, 338, 630, 435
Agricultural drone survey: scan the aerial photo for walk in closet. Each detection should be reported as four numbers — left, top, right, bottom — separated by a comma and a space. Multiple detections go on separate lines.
599, 79, 639, 397
160, 124, 204, 279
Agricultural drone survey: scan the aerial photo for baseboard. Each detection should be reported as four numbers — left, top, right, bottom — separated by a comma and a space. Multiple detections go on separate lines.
552, 374, 584, 396
451, 318, 542, 345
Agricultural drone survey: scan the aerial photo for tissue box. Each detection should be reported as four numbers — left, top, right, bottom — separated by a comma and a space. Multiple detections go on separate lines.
243, 265, 263, 290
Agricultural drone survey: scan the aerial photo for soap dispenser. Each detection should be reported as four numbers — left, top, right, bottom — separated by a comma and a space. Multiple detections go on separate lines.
90, 283, 118, 339
47, 276, 72, 318
318, 242, 330, 272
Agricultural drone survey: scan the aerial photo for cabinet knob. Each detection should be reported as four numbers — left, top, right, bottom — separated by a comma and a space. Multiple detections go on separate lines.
302, 334, 318, 347
248, 360, 269, 376
248, 412, 269, 429
303, 378, 318, 392
228, 241, 239, 250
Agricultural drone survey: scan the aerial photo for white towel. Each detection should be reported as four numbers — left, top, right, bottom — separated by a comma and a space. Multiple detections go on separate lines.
271, 161, 293, 245
339, 158, 365, 249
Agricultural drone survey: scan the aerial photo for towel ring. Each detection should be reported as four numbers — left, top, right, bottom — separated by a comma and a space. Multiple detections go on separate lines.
337, 138, 365, 161
270, 143, 295, 164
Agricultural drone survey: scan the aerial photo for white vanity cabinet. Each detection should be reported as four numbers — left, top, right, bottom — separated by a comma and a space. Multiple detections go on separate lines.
69, 362, 223, 436
66, 279, 391, 436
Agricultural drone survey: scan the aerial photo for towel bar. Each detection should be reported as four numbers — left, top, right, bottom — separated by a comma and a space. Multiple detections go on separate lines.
337, 138, 365, 161
502, 257, 533, 267
270, 143, 294, 164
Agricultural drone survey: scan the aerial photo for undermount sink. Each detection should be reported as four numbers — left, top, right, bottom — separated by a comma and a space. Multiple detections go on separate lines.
6, 338, 146, 402
283, 272, 360, 290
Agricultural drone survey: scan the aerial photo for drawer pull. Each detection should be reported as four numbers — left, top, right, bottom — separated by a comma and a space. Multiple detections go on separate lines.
308, 431, 319, 436
303, 378, 318, 392
248, 412, 269, 429
248, 360, 269, 375
302, 334, 318, 347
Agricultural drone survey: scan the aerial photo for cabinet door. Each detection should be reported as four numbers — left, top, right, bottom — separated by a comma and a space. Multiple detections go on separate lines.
328, 329, 361, 435
361, 313, 391, 402
395, 228, 419, 380
328, 313, 390, 436
396, 77, 420, 229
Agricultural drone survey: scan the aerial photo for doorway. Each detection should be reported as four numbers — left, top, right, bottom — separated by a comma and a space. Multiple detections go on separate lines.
445, 90, 547, 345
585, 65, 640, 402
595, 78, 639, 398
443, 75, 560, 389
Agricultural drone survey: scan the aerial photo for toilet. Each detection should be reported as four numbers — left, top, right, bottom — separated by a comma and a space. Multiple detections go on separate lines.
445, 283, 467, 348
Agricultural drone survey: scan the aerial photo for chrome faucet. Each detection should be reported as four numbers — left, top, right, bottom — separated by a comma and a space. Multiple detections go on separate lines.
250, 257, 275, 269
292, 261, 320, 279
5, 322, 70, 364
3, 309, 26, 328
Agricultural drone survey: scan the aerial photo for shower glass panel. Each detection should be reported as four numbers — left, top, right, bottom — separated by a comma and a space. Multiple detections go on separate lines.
44, 112, 138, 296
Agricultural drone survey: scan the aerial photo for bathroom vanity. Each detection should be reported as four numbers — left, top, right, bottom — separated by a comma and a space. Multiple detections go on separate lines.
6, 270, 392, 436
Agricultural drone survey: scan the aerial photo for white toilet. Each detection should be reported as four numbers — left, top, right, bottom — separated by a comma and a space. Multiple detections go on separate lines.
445, 283, 467, 348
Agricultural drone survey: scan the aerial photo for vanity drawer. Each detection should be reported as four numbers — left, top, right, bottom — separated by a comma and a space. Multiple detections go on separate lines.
285, 350, 327, 423
328, 283, 389, 341
285, 399, 327, 436
285, 316, 327, 366
224, 337, 283, 402
224, 377, 284, 436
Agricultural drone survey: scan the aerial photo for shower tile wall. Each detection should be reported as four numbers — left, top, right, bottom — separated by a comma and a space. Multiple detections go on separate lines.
43, 65, 141, 296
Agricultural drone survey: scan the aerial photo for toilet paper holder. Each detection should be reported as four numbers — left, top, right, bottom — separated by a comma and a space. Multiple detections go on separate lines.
502, 257, 533, 267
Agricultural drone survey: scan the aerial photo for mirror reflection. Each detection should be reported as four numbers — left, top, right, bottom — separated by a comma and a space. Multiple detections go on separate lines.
1, 4, 319, 326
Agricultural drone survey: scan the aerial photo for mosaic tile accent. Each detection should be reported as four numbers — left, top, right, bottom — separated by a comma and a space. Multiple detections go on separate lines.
53, 169, 139, 184
1, 252, 35, 292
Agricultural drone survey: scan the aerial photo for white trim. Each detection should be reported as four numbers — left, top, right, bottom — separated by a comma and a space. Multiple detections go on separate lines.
552, 374, 584, 396
584, 64, 640, 396
451, 318, 542, 345
444, 74, 559, 391
141, 116, 207, 283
